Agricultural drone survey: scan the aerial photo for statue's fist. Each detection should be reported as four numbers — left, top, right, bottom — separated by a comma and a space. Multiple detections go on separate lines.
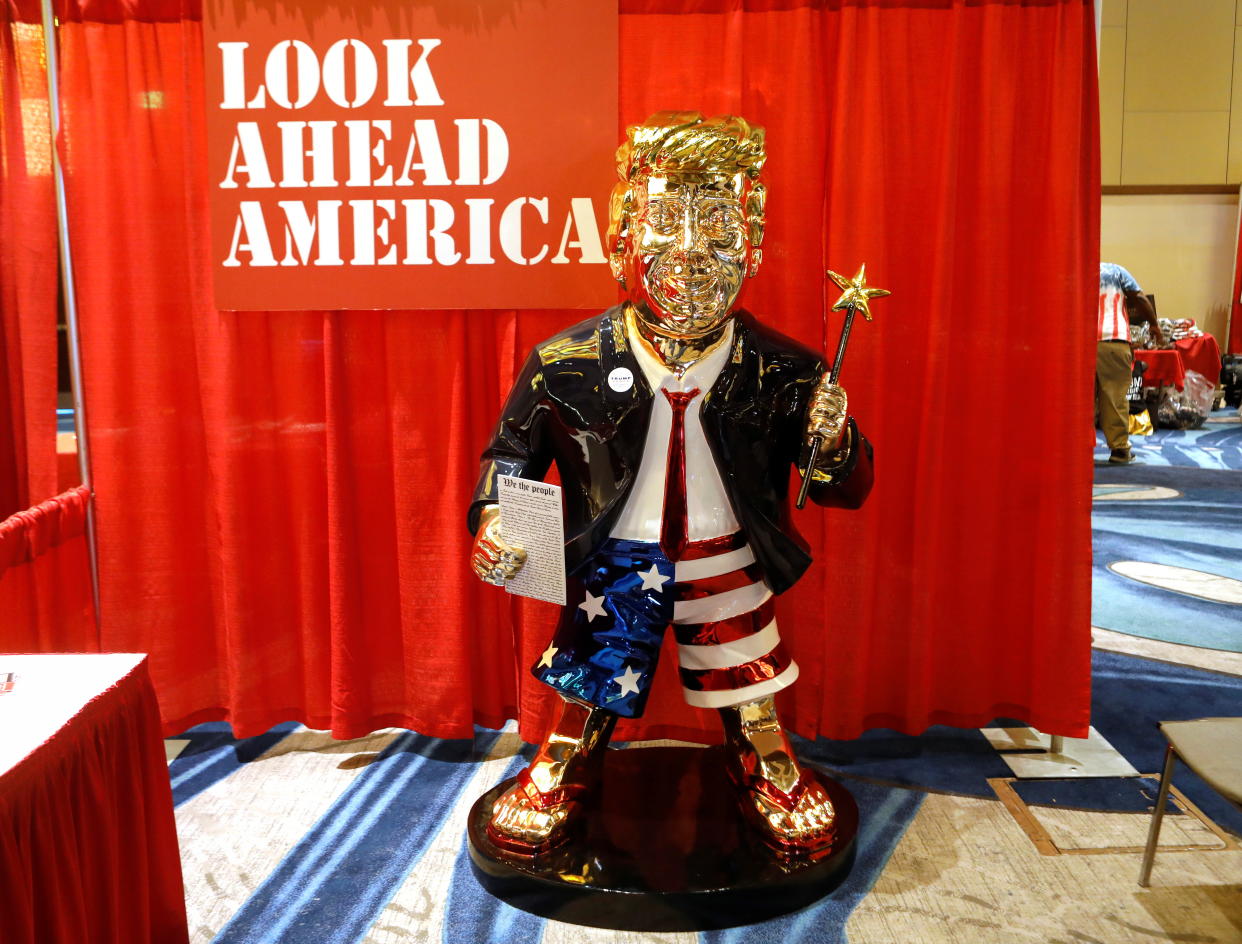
806, 378, 848, 449
471, 505, 527, 585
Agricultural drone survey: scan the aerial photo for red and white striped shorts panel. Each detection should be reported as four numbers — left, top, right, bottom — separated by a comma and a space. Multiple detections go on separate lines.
671, 538, 798, 709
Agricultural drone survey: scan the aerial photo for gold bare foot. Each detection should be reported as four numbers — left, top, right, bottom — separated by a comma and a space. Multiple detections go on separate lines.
719, 696, 837, 859
485, 697, 616, 857
486, 767, 585, 855
740, 770, 837, 858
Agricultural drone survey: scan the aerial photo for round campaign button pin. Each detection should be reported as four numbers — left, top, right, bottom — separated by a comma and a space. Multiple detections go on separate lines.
608, 367, 634, 393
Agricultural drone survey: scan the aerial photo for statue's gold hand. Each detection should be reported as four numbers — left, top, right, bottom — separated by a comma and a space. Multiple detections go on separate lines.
805, 377, 848, 451
470, 505, 527, 585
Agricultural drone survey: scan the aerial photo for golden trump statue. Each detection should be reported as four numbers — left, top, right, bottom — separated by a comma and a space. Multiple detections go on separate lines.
467, 113, 880, 896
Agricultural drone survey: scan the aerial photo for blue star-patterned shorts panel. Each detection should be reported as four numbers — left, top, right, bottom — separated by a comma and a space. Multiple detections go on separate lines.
533, 539, 674, 718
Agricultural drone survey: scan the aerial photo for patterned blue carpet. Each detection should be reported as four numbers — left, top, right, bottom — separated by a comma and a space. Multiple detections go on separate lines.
1092, 464, 1242, 652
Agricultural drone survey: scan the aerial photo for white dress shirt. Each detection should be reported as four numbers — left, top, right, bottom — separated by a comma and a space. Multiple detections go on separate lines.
610, 320, 741, 542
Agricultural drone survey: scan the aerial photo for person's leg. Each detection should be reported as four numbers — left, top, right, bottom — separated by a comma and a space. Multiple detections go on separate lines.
487, 696, 617, 854
1097, 340, 1134, 458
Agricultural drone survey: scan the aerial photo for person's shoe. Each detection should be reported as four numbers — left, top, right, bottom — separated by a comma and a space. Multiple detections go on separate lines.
1108, 448, 1136, 465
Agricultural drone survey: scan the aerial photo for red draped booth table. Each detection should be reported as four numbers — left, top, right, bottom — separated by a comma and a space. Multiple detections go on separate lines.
0, 654, 189, 944
1135, 335, 1223, 391
1174, 334, 1223, 387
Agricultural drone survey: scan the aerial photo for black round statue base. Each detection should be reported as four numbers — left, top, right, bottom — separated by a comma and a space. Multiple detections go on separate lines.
466, 745, 857, 931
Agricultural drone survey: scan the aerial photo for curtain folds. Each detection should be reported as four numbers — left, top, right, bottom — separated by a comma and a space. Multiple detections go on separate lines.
0, 656, 188, 944
55, 0, 1097, 742
0, 1, 59, 519
0, 485, 97, 651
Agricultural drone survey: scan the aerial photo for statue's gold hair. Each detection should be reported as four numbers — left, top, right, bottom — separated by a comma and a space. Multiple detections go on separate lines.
616, 111, 766, 181
607, 112, 767, 270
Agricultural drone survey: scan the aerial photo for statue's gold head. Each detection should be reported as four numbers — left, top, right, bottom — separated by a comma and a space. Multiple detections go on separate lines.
607, 113, 768, 339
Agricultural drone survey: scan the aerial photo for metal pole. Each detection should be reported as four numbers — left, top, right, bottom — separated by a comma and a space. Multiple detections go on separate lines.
1094, 0, 1103, 64
39, 0, 102, 638
1227, 195, 1242, 357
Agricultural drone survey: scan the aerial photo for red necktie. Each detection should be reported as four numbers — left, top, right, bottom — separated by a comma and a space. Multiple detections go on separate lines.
660, 387, 700, 562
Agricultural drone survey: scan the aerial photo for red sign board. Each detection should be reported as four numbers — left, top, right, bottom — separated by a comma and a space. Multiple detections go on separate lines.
203, 1, 618, 310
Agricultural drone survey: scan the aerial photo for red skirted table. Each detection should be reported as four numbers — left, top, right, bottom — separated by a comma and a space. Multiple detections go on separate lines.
1134, 335, 1223, 391
0, 654, 189, 944
1133, 348, 1185, 390
1173, 334, 1223, 386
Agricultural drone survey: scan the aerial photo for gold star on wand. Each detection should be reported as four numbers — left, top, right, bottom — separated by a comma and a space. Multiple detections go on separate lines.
827, 264, 890, 321
795, 261, 890, 510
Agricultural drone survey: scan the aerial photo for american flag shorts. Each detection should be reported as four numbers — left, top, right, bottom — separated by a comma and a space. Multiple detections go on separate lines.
533, 533, 798, 718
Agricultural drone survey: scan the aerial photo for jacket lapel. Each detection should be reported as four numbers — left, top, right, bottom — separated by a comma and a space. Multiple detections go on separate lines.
598, 306, 652, 428
703, 313, 763, 431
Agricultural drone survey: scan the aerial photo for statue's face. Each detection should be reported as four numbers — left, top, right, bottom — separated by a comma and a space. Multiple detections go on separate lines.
622, 173, 758, 338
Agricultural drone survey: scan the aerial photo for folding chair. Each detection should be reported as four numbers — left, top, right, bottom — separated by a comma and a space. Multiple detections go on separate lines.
1139, 718, 1242, 887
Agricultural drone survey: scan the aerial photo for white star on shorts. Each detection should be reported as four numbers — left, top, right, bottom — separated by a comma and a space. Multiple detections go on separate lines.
613, 665, 642, 696
637, 564, 671, 593
578, 591, 607, 622
538, 644, 558, 668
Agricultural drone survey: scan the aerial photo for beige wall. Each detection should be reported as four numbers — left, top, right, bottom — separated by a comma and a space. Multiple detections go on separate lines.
1100, 0, 1241, 186
1101, 194, 1236, 340
1099, 1, 1238, 345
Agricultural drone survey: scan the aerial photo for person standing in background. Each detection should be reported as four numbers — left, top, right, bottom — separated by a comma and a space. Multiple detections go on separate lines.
1097, 262, 1163, 464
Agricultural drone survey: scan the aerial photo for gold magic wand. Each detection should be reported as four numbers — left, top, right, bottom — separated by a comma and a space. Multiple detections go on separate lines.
795, 264, 889, 509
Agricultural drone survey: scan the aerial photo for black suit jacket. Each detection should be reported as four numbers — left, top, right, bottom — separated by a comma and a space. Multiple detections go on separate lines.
468, 305, 873, 595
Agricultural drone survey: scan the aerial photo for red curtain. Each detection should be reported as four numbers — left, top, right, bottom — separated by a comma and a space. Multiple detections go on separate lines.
0, 0, 59, 519
0, 485, 97, 651
56, 0, 1097, 742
